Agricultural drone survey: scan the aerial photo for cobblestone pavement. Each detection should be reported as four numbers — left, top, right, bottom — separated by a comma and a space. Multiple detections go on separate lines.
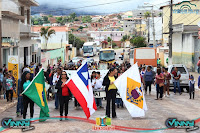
0, 84, 200, 133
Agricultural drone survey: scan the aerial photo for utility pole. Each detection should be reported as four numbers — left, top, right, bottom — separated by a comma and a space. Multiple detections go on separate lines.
169, 0, 173, 59
151, 6, 156, 48
137, 13, 143, 36
147, 18, 150, 43
0, 1, 2, 68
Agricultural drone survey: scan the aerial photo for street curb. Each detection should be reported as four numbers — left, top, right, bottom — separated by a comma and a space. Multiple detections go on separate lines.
0, 100, 17, 113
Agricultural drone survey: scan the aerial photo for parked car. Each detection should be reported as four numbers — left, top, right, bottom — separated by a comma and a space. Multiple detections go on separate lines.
72, 57, 83, 65
168, 64, 189, 92
82, 58, 94, 64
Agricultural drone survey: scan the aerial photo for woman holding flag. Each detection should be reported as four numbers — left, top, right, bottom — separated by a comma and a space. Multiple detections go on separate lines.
56, 71, 72, 121
103, 68, 118, 118
20, 71, 34, 119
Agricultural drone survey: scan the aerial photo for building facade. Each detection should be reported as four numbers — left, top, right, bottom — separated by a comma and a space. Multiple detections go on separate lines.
1, 0, 40, 76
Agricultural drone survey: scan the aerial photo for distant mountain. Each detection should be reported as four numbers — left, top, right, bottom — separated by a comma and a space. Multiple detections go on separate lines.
31, 4, 103, 16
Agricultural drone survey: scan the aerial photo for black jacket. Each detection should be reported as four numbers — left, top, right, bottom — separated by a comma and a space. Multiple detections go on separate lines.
55, 79, 72, 97
103, 75, 117, 92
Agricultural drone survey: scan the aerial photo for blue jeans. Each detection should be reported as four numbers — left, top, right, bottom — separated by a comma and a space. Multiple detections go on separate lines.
198, 67, 200, 74
95, 98, 102, 107
173, 82, 181, 94
116, 98, 123, 107
55, 93, 60, 109
16, 96, 23, 114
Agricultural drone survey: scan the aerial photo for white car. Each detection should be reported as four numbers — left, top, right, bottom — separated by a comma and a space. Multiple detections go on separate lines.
72, 57, 83, 65
168, 64, 190, 92
82, 58, 94, 64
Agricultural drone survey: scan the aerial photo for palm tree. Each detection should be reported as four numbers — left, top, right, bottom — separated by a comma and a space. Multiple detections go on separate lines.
40, 27, 55, 50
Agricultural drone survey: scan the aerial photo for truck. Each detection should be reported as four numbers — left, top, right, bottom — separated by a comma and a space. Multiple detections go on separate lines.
82, 42, 97, 57
133, 47, 157, 67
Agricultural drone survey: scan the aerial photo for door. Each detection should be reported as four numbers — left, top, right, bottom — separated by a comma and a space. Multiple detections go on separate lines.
24, 47, 28, 65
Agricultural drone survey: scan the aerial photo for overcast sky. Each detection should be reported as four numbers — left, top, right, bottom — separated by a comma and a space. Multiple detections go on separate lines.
36, 0, 183, 14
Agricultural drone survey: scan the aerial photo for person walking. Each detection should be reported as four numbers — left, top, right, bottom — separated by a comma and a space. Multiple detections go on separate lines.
189, 75, 195, 99
143, 66, 154, 95
163, 68, 171, 97
155, 68, 164, 100
16, 78, 23, 117
172, 67, 182, 95
103, 68, 118, 118
20, 71, 34, 119
53, 68, 62, 109
56, 71, 71, 121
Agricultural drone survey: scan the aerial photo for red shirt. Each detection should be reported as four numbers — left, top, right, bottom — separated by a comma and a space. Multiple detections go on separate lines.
62, 84, 69, 96
156, 73, 164, 84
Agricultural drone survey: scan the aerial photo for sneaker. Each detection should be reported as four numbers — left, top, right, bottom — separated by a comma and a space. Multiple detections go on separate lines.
166, 95, 169, 98
174, 93, 176, 95
163, 95, 166, 98
149, 92, 151, 95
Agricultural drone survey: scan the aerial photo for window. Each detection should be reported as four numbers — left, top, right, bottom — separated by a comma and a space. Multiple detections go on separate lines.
27, 9, 30, 24
126, 25, 127, 27
121, 34, 122, 36
171, 67, 187, 74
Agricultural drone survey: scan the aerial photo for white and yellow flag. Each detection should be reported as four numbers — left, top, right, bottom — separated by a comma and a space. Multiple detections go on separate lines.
114, 63, 147, 117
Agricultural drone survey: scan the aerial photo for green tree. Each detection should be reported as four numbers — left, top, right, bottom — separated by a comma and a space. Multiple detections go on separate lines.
70, 12, 76, 21
112, 42, 117, 48
48, 15, 53, 17
40, 27, 56, 50
158, 12, 162, 17
107, 37, 112, 43
74, 18, 79, 21
132, 36, 147, 48
117, 15, 122, 20
43, 16, 49, 23
69, 33, 84, 48
34, 20, 39, 25
144, 11, 151, 19
82, 16, 92, 23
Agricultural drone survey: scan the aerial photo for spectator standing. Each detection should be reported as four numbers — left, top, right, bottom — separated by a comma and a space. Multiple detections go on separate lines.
94, 72, 103, 108
91, 71, 96, 90
16, 78, 23, 117
172, 67, 182, 95
143, 66, 154, 95
4, 72, 14, 102
189, 75, 195, 99
29, 62, 35, 79
157, 58, 161, 67
3, 64, 7, 75
155, 68, 164, 100
0, 69, 3, 99
197, 57, 200, 73
53, 68, 62, 109
103, 68, 118, 118
163, 68, 171, 97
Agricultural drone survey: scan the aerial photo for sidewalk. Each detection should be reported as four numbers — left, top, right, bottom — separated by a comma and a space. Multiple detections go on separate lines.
0, 98, 17, 113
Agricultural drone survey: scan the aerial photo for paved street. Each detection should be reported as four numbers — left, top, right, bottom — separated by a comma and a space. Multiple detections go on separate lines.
0, 85, 200, 133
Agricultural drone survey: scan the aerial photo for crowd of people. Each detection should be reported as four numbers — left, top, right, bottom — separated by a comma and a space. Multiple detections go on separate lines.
0, 59, 198, 120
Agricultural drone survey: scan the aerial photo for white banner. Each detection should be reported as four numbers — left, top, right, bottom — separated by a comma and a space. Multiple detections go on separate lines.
64, 70, 109, 79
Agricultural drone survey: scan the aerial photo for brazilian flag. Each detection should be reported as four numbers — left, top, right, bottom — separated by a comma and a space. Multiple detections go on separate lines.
22, 69, 49, 122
